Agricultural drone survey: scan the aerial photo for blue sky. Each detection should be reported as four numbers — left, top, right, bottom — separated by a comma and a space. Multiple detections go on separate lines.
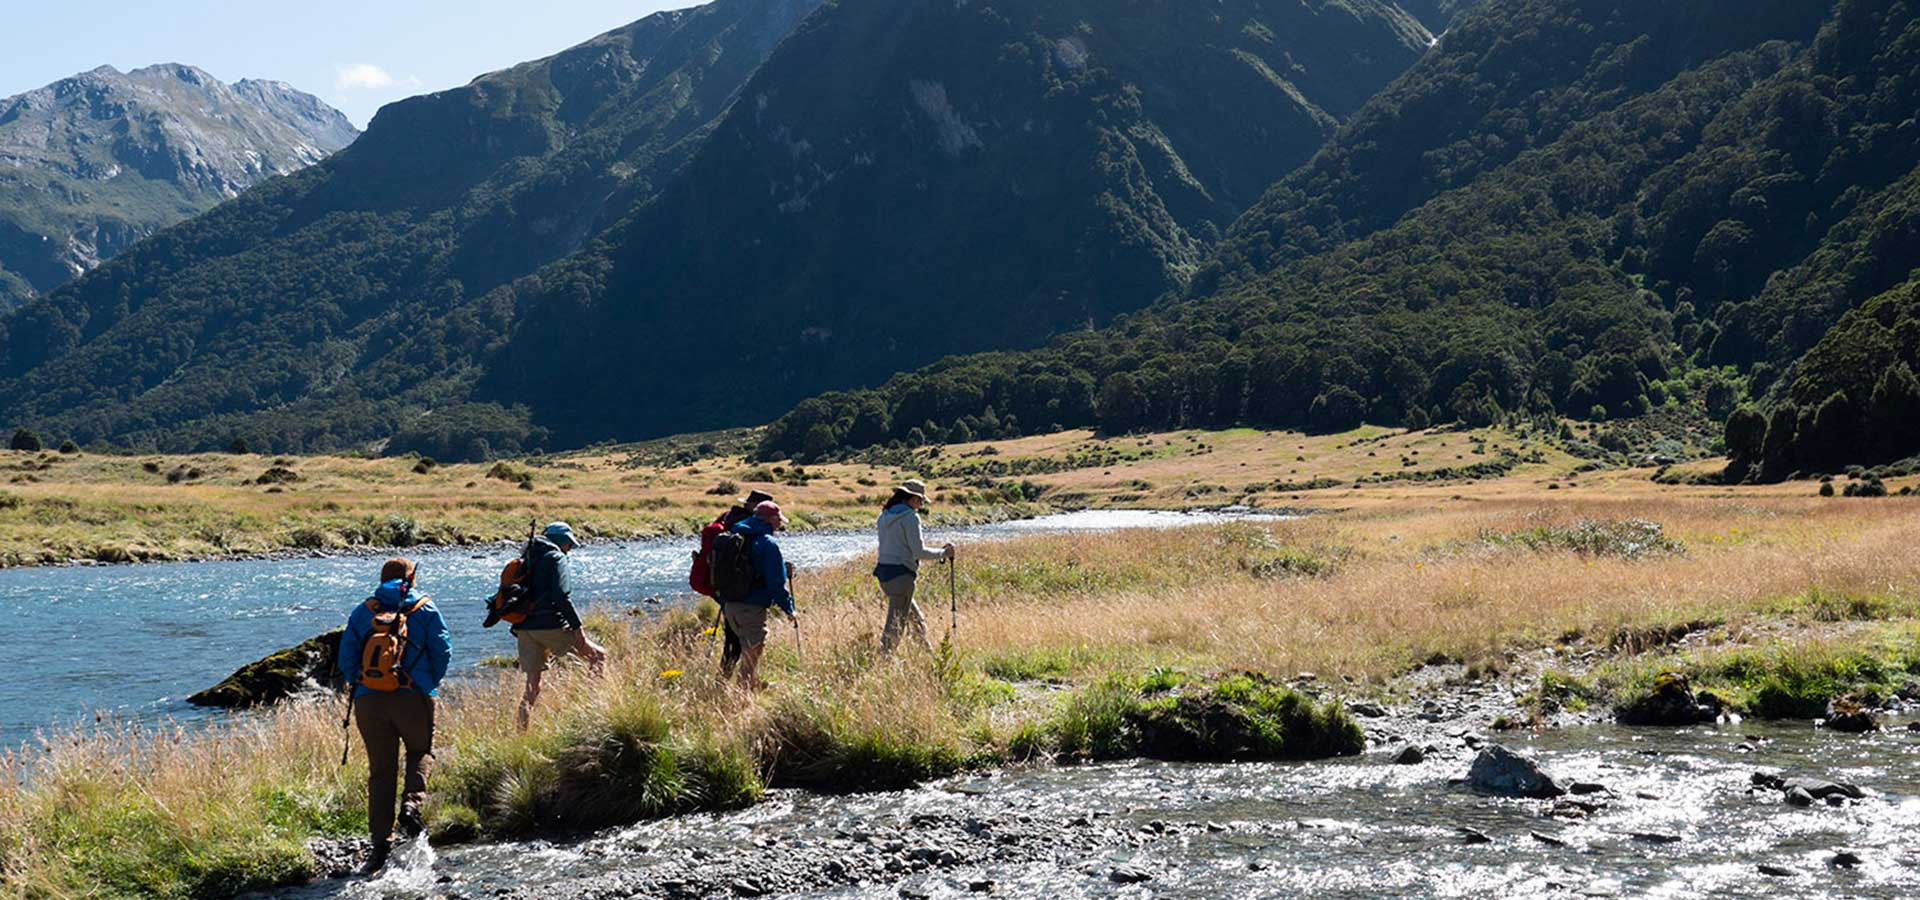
1, 1, 696, 128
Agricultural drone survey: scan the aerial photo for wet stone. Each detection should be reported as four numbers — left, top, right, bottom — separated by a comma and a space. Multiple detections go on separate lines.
1467, 744, 1567, 799
1530, 831, 1569, 848
1830, 851, 1864, 868
1110, 864, 1154, 884
1630, 832, 1682, 845
1394, 745, 1427, 765
1758, 864, 1796, 877
1349, 701, 1387, 718
1785, 787, 1815, 807
1457, 827, 1492, 845
1569, 782, 1607, 795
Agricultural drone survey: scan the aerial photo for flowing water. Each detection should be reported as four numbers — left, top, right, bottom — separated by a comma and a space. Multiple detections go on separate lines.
278, 721, 1920, 899
0, 509, 1276, 746
16, 508, 1917, 898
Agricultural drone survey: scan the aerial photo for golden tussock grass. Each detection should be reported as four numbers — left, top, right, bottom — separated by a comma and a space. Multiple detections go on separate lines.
3, 489, 1917, 897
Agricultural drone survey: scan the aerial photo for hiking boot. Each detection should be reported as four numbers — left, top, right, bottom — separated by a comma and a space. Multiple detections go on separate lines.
359, 843, 391, 877
398, 805, 425, 840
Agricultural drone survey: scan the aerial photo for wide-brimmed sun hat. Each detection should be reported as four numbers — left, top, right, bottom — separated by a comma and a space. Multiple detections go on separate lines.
897, 480, 930, 501
739, 489, 775, 508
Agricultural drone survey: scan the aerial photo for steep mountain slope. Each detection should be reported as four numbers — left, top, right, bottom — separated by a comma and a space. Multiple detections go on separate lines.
0, 0, 1430, 457
0, 65, 357, 307
481, 0, 1431, 447
1394, 0, 1481, 33
763, 0, 1908, 460
1202, 0, 1831, 291
0, 0, 825, 456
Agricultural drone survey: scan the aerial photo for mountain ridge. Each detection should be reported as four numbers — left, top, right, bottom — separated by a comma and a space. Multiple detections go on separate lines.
0, 63, 357, 306
0, 0, 1431, 459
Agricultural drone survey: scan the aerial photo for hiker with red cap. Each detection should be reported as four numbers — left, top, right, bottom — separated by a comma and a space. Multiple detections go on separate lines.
691, 489, 776, 676
336, 557, 451, 875
711, 500, 795, 689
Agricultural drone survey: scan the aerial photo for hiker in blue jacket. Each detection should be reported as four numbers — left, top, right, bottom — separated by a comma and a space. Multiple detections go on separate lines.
337, 558, 451, 874
723, 501, 795, 690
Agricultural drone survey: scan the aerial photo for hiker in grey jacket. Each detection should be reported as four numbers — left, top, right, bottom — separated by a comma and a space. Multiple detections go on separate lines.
872, 480, 955, 653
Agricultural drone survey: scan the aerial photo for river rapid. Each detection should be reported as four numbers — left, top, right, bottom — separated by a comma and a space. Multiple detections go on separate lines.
295, 717, 1920, 899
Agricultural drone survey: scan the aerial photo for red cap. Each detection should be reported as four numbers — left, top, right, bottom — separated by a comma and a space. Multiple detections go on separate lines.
754, 500, 788, 528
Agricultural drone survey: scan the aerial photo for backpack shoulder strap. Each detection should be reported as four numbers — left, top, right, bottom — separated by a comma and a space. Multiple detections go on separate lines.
401, 595, 427, 616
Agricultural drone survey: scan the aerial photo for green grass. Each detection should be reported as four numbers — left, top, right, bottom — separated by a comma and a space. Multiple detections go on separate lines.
1595, 627, 1920, 719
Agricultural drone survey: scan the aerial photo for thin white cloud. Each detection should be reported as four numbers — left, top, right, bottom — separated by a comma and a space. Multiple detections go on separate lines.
333, 63, 422, 92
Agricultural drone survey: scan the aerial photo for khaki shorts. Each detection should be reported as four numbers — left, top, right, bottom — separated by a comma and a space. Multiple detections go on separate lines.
515, 628, 579, 674
721, 602, 769, 648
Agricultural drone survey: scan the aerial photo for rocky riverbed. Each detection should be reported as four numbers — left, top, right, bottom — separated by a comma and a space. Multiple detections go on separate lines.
281, 669, 1920, 900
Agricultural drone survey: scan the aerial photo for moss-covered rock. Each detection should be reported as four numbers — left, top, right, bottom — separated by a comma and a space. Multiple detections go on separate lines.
1128, 672, 1365, 762
1614, 672, 1726, 726
188, 630, 343, 708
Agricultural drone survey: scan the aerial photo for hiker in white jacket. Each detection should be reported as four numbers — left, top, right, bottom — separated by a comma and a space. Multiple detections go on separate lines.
872, 479, 955, 653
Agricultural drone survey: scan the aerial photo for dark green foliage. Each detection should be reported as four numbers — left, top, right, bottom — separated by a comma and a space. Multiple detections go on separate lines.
0, 0, 833, 454
1722, 407, 1767, 481
56, 439, 78, 455
0, 0, 1427, 455
762, 0, 1867, 458
9, 428, 39, 452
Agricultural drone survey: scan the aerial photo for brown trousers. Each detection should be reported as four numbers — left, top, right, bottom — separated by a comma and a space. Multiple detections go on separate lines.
354, 690, 436, 847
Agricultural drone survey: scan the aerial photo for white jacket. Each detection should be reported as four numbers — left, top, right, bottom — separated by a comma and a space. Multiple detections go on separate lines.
876, 505, 946, 572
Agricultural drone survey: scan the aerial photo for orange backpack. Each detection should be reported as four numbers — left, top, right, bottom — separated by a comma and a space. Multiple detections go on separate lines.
357, 595, 427, 692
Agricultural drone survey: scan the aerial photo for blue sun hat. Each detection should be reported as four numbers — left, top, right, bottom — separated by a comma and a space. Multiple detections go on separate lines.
544, 521, 581, 548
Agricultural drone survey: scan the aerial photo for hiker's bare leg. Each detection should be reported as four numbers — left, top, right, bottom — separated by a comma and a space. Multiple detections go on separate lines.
518, 670, 542, 731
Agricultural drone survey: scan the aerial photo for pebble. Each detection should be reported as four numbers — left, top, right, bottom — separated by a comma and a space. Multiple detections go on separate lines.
1393, 745, 1427, 765
1630, 832, 1682, 845
1109, 865, 1153, 884
1530, 831, 1568, 848
1569, 782, 1607, 795
1757, 864, 1796, 877
1829, 851, 1863, 868
969, 880, 995, 893
1457, 827, 1492, 845
1785, 787, 1815, 808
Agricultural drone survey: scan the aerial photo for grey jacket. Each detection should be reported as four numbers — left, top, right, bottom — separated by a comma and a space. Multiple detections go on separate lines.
876, 505, 946, 572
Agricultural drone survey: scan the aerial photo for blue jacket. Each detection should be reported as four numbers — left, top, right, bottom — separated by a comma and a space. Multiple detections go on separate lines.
515, 537, 583, 632
731, 517, 793, 614
338, 580, 453, 698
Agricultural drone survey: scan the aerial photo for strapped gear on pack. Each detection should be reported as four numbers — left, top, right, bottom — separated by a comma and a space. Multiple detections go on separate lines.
358, 595, 427, 692
484, 520, 540, 629
708, 530, 764, 603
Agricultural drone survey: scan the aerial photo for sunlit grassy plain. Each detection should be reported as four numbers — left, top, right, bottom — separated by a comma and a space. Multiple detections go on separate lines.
0, 421, 1726, 566
3, 426, 1918, 897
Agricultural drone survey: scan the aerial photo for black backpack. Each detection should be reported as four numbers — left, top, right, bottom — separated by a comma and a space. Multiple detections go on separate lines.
709, 530, 762, 602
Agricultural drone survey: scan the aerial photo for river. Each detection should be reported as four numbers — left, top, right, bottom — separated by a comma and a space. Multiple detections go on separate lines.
289, 720, 1920, 899
1, 509, 1274, 747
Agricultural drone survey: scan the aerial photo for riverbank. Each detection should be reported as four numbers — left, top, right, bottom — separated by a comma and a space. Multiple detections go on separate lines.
4, 491, 1917, 897
0, 422, 1773, 569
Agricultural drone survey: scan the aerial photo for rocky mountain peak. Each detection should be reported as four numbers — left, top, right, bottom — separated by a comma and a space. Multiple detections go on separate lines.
0, 64, 359, 307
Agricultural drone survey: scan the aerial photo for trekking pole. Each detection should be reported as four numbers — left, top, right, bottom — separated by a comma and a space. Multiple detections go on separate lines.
947, 556, 959, 641
786, 562, 803, 661
338, 690, 354, 766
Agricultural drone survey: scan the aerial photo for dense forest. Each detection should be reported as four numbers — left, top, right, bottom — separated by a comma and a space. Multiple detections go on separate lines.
0, 0, 1428, 459
761, 0, 1920, 477
0, 0, 830, 459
